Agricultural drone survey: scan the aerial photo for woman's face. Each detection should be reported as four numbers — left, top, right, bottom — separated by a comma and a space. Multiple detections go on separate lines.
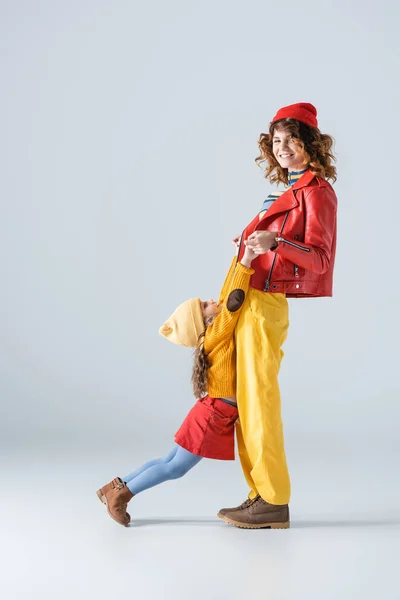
201, 299, 221, 320
272, 127, 307, 171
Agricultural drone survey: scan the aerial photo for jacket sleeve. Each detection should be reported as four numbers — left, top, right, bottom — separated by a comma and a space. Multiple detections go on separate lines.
217, 255, 238, 305
205, 262, 254, 350
270, 186, 337, 275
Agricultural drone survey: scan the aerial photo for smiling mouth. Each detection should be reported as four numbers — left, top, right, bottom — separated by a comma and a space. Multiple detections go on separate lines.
280, 154, 294, 158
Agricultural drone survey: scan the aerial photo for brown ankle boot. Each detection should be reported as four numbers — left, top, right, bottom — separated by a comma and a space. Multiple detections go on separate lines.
217, 495, 260, 517
96, 477, 122, 504
104, 480, 134, 527
217, 497, 290, 529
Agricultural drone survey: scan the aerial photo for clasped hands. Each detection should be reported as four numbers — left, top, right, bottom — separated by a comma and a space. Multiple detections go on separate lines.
232, 231, 278, 255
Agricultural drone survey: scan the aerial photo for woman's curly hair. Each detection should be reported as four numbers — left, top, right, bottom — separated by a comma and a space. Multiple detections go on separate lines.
191, 314, 214, 399
255, 118, 337, 185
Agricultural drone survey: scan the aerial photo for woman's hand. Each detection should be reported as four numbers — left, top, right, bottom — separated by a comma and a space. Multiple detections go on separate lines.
245, 231, 278, 254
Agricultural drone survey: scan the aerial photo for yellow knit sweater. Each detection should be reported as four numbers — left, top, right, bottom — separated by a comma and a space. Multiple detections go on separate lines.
203, 257, 254, 398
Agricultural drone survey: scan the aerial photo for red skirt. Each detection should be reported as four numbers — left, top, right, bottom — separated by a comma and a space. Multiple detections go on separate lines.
174, 395, 239, 460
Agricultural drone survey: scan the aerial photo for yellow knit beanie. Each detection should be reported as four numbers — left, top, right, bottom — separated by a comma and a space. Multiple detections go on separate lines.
159, 298, 205, 347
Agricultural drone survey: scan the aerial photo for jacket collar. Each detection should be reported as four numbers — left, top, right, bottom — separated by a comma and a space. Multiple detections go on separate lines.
292, 169, 315, 190
257, 169, 315, 224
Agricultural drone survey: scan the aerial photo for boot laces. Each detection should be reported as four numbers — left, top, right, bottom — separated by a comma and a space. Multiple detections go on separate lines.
239, 495, 260, 510
240, 498, 252, 509
249, 496, 263, 511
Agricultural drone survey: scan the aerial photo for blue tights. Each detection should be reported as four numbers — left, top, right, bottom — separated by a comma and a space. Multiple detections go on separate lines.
121, 444, 203, 495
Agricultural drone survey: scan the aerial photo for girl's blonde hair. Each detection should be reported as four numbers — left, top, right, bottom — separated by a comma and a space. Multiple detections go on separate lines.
191, 314, 214, 398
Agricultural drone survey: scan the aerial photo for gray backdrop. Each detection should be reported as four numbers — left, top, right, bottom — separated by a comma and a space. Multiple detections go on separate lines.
1, 0, 398, 450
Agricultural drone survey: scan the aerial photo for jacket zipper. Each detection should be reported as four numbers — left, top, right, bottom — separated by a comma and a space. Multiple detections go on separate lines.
294, 235, 299, 277
275, 237, 310, 252
264, 210, 290, 291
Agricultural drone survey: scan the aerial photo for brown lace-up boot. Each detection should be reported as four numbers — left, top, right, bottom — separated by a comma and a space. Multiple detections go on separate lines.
96, 477, 123, 504
217, 496, 290, 529
217, 495, 260, 517
104, 480, 134, 527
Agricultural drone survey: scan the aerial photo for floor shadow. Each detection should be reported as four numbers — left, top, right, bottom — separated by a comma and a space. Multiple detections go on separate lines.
129, 518, 220, 527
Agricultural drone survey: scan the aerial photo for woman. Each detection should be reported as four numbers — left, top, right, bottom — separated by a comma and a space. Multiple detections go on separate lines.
217, 102, 337, 529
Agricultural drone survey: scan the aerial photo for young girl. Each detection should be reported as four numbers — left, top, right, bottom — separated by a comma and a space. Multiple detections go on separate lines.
96, 244, 256, 526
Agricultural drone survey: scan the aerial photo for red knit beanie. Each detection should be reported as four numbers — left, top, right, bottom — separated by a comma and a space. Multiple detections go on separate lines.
271, 102, 318, 128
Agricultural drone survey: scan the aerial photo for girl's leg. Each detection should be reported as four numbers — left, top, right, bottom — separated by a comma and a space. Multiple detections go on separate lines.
121, 446, 178, 483
126, 444, 203, 495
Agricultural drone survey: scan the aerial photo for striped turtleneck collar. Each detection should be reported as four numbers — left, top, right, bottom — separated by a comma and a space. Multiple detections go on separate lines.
288, 168, 308, 187
258, 167, 308, 219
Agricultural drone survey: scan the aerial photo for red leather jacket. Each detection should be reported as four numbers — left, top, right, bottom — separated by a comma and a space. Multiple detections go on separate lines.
237, 170, 337, 298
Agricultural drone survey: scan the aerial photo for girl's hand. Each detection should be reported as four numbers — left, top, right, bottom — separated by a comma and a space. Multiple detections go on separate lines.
243, 244, 257, 261
245, 231, 278, 254
240, 244, 257, 268
232, 235, 241, 247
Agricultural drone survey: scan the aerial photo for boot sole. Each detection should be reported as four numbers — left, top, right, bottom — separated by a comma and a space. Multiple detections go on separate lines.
96, 489, 106, 504
217, 512, 290, 529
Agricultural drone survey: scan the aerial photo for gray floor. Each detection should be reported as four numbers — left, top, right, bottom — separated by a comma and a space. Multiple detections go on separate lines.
2, 439, 399, 600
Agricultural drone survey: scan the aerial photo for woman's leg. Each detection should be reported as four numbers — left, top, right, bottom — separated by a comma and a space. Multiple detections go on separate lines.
235, 289, 291, 505
126, 444, 203, 495
121, 446, 179, 483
